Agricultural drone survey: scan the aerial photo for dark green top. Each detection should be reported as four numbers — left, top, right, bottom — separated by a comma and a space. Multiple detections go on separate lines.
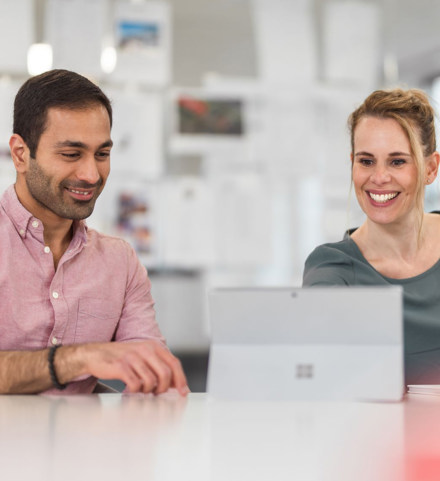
303, 237, 440, 385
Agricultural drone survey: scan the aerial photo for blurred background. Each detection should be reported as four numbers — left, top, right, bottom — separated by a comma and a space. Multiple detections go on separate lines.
1, 0, 440, 391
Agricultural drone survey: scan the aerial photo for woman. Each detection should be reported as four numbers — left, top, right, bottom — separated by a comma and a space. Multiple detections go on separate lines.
303, 88, 440, 385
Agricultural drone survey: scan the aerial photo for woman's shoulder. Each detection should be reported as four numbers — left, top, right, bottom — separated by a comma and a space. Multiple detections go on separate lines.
305, 238, 361, 264
303, 238, 359, 286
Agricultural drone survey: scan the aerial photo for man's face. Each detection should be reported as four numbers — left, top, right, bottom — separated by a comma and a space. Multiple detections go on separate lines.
24, 105, 112, 221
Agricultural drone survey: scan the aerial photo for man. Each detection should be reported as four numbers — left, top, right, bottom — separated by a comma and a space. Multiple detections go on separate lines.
0, 69, 189, 395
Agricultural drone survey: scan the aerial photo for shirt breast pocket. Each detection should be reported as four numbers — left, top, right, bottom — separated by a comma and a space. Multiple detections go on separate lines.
74, 298, 122, 343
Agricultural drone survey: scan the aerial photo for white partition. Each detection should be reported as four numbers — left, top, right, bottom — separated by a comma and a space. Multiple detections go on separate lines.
108, 87, 165, 179
46, 0, 107, 77
0, 0, 34, 74
322, 1, 381, 88
252, 0, 317, 84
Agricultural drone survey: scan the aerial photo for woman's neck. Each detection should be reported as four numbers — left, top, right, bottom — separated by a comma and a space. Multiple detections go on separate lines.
350, 213, 440, 279
354, 218, 422, 261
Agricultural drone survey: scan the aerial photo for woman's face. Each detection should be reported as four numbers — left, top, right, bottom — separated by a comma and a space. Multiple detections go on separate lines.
352, 116, 421, 227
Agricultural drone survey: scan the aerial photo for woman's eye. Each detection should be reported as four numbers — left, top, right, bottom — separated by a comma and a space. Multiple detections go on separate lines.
391, 158, 406, 166
359, 158, 373, 166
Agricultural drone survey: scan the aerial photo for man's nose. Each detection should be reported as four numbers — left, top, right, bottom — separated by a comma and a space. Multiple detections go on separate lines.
76, 156, 100, 185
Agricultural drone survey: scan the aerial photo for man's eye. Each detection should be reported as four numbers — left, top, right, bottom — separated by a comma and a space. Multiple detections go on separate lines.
62, 153, 79, 159
96, 151, 110, 159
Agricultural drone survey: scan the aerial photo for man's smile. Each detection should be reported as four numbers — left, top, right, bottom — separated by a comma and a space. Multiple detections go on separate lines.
64, 186, 96, 201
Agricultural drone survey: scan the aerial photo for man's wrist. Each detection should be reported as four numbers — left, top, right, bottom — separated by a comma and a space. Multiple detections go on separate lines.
48, 345, 67, 390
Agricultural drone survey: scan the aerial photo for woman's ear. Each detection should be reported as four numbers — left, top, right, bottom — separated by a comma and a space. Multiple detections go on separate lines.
9, 134, 30, 173
426, 152, 440, 184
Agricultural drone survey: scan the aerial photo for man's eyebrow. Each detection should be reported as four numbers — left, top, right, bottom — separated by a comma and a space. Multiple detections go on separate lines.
54, 140, 113, 149
100, 140, 113, 149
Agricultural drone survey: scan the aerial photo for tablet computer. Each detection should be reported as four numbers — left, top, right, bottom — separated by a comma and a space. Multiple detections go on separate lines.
207, 286, 404, 401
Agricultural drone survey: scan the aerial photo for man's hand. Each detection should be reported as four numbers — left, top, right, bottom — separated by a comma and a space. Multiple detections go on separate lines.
0, 341, 189, 395
58, 341, 190, 396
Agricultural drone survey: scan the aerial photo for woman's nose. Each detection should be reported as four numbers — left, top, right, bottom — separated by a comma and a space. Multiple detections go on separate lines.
370, 164, 391, 184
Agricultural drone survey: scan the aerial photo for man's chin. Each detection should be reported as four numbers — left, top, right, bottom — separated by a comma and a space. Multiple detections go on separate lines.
67, 196, 99, 218
68, 209, 95, 221
58, 204, 96, 221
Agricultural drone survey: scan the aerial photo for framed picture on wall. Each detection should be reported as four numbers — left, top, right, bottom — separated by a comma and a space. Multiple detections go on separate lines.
168, 88, 249, 155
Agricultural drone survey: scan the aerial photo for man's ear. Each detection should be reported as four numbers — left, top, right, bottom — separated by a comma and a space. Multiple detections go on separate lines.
9, 134, 30, 173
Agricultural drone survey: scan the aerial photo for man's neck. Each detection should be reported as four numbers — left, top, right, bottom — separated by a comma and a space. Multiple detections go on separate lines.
14, 181, 74, 268
43, 222, 74, 270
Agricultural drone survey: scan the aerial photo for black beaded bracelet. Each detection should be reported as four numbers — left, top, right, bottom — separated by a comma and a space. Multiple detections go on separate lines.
48, 345, 67, 390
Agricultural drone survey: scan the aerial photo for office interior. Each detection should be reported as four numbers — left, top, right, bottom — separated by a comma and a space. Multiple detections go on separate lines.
1, 0, 439, 392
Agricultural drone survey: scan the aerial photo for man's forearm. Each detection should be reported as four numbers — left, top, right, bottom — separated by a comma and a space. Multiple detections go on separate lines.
0, 349, 54, 393
0, 341, 188, 395
0, 345, 87, 394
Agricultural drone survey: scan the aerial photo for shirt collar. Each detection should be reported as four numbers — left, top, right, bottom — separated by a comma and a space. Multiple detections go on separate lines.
0, 184, 88, 245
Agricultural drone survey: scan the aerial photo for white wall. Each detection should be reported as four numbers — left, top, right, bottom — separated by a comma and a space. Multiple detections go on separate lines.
0, 0, 439, 352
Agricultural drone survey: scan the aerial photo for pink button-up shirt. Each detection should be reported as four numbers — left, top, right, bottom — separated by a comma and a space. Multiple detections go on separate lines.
0, 185, 165, 393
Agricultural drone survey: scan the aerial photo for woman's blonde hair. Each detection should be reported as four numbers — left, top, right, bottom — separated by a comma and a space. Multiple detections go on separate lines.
348, 88, 437, 234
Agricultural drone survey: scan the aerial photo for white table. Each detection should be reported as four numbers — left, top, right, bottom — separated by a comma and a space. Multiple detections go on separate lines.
0, 392, 439, 481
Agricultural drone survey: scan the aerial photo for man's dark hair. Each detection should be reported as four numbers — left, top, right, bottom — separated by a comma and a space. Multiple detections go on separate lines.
13, 69, 113, 158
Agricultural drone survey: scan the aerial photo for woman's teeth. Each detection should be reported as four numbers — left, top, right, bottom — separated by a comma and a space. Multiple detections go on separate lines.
369, 192, 398, 203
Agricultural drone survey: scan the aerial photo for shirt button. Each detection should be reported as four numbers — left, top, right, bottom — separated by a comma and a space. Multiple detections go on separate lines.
32, 220, 39, 228
19, 229, 25, 236
52, 337, 58, 345
52, 291, 59, 299
44, 246, 51, 253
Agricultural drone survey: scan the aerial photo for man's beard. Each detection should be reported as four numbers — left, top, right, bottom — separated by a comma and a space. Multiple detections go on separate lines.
26, 157, 103, 220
